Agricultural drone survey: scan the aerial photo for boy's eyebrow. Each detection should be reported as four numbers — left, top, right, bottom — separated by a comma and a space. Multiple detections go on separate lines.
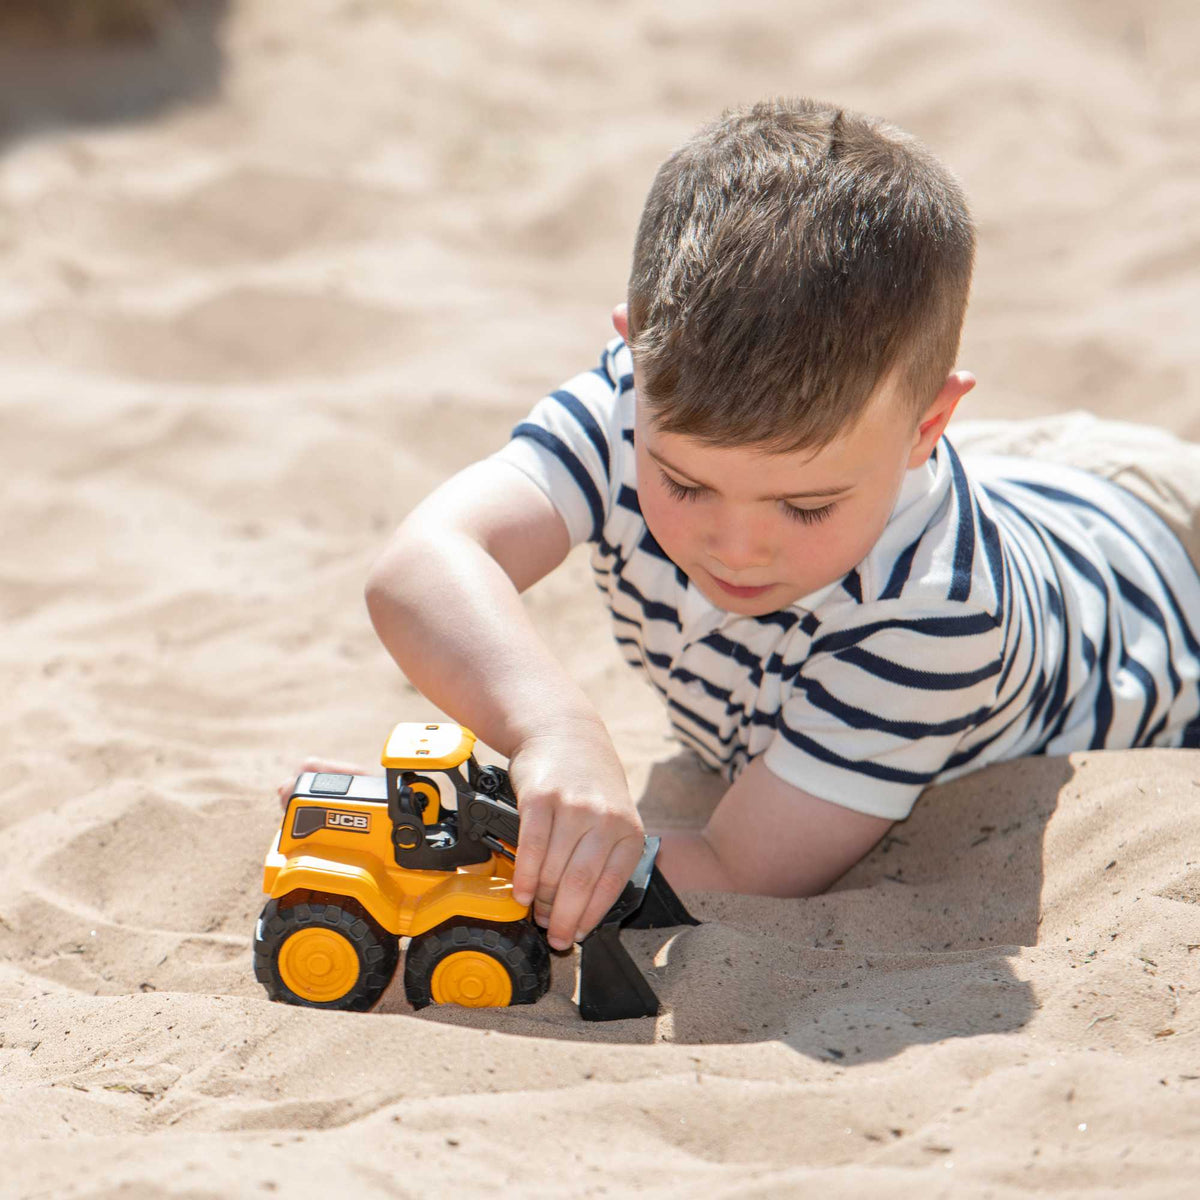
646, 447, 852, 501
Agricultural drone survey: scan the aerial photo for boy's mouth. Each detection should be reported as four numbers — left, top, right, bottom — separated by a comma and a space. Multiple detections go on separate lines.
707, 572, 773, 600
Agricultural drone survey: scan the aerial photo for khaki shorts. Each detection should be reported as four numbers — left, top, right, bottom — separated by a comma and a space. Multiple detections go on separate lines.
950, 412, 1200, 573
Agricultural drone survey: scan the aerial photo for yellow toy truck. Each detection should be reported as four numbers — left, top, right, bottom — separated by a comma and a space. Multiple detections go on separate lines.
254, 721, 696, 1020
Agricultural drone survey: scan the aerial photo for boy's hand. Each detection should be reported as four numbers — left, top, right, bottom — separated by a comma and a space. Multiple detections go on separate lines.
506, 718, 645, 951
275, 757, 373, 810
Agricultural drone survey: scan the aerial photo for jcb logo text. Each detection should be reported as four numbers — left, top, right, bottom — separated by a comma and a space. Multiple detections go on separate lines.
325, 810, 370, 832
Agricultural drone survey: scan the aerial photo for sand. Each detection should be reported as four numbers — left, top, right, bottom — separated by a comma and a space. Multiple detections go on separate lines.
2, 0, 1199, 1196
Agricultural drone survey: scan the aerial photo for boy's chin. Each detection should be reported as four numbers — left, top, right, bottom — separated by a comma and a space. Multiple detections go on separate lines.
711, 596, 780, 616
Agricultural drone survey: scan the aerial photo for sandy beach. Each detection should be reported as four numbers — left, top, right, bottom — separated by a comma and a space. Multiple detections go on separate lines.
2, 1, 1200, 1195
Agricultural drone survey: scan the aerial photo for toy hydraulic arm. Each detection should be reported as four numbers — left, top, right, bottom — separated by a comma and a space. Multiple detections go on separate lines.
386, 766, 520, 870
459, 791, 521, 861
446, 759, 521, 859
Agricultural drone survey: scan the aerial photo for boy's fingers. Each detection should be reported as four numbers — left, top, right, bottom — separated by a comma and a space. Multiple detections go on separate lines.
530, 845, 579, 941
511, 803, 552, 907
544, 829, 636, 950
529, 808, 615, 944
571, 835, 646, 940
518, 811, 593, 945
543, 861, 594, 950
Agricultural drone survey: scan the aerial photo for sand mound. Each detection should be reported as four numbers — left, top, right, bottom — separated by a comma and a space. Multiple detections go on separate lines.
3, 1, 1200, 1195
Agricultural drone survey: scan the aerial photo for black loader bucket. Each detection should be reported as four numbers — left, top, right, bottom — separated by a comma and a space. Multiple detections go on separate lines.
577, 836, 699, 1021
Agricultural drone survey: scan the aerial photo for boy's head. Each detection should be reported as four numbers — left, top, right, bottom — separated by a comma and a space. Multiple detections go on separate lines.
620, 99, 976, 614
626, 97, 975, 453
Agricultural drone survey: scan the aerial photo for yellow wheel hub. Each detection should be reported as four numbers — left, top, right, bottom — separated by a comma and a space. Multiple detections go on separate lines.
430, 951, 513, 1007
278, 927, 360, 1003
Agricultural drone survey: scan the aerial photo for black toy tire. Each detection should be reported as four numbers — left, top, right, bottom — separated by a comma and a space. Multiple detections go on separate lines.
403, 918, 551, 1010
253, 894, 400, 1012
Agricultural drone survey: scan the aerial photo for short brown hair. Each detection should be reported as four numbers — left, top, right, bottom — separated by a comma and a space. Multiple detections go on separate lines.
627, 98, 974, 451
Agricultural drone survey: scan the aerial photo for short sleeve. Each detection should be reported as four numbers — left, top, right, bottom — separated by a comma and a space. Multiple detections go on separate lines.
491, 341, 630, 548
762, 603, 1006, 820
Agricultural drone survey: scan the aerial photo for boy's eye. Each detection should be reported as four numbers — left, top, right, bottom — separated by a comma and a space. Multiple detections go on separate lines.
659, 471, 704, 502
659, 469, 837, 525
782, 502, 836, 526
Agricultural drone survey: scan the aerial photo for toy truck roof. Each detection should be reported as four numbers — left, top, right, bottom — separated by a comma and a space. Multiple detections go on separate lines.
381, 722, 477, 771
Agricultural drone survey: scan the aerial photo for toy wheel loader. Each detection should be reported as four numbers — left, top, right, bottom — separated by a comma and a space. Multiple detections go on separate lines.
254, 722, 697, 1020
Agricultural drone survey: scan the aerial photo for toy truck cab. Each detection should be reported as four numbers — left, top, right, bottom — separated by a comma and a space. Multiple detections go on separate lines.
382, 720, 475, 827
380, 722, 520, 870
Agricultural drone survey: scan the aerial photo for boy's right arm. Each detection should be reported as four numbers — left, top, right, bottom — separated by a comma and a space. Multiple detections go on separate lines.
364, 458, 645, 951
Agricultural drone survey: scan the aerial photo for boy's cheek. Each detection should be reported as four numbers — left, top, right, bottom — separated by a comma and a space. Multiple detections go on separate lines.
640, 488, 687, 557
805, 510, 874, 571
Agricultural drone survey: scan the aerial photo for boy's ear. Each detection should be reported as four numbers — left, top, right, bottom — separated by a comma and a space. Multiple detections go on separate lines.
909, 371, 975, 467
611, 303, 630, 342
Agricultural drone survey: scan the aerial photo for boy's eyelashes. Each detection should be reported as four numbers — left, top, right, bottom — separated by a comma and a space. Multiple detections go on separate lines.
781, 500, 837, 526
657, 471, 705, 503
656, 470, 837, 526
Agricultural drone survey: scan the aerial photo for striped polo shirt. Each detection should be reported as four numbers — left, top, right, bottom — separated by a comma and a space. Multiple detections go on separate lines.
494, 338, 1200, 819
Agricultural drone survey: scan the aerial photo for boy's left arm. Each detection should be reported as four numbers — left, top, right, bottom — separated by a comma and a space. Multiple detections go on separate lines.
654, 757, 892, 897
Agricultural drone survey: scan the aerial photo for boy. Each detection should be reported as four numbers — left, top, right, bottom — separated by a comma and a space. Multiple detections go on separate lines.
325, 99, 1200, 956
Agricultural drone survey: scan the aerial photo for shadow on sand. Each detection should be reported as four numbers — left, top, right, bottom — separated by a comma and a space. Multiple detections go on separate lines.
0, 0, 229, 150
630, 750, 1069, 1061
405, 750, 1068, 1060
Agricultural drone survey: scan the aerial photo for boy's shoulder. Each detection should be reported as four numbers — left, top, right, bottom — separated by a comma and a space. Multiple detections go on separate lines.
844, 442, 1005, 624
542, 337, 637, 452
596, 337, 635, 396
493, 339, 637, 549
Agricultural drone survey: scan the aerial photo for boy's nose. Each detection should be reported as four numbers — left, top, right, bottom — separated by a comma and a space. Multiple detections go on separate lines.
706, 518, 771, 574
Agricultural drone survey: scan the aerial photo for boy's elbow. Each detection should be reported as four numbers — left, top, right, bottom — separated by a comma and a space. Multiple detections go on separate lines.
364, 542, 394, 611
363, 560, 390, 626
363, 522, 481, 623
364, 526, 423, 622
